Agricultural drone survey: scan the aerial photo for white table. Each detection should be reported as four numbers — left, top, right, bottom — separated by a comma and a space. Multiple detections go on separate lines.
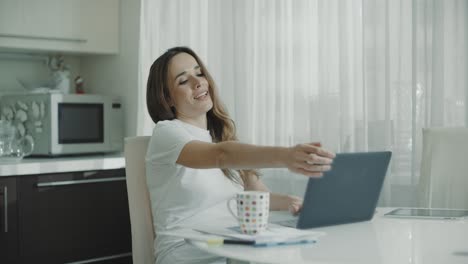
188, 208, 468, 264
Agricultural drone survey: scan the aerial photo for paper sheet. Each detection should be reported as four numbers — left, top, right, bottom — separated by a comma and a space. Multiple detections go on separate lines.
160, 224, 324, 244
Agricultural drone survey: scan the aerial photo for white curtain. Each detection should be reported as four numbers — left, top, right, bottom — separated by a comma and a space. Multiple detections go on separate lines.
138, 0, 467, 206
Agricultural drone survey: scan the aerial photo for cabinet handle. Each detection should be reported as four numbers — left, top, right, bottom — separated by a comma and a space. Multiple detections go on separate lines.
36, 177, 126, 188
1, 186, 7, 233
0, 33, 87, 43
65, 252, 132, 264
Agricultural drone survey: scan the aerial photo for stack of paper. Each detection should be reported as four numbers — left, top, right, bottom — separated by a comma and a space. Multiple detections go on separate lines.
159, 224, 324, 247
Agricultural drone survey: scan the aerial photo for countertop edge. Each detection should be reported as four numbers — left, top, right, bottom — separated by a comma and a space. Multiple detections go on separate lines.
0, 154, 126, 177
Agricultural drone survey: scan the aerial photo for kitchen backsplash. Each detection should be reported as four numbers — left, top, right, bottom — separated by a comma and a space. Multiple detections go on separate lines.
0, 95, 46, 138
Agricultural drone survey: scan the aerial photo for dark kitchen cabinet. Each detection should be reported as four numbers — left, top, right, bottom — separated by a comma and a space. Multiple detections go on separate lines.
17, 168, 132, 264
0, 177, 19, 263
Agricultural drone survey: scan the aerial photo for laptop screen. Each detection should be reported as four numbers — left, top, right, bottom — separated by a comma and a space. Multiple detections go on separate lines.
296, 151, 392, 229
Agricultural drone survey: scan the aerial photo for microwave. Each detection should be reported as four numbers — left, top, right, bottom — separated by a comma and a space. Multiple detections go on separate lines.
0, 93, 124, 156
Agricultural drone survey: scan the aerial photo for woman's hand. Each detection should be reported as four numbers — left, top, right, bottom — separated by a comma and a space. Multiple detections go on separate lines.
287, 195, 303, 215
285, 142, 335, 177
270, 193, 303, 215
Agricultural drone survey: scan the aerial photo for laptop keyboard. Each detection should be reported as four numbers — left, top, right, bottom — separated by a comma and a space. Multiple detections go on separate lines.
273, 219, 298, 228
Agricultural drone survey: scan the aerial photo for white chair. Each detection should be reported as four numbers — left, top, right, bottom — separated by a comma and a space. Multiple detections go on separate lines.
124, 136, 155, 264
419, 127, 468, 209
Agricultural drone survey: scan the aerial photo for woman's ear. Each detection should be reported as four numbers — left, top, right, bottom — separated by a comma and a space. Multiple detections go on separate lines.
165, 92, 174, 107
167, 98, 176, 113
167, 99, 174, 107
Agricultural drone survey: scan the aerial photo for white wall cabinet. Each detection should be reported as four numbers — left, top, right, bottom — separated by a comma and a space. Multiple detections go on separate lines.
0, 0, 119, 54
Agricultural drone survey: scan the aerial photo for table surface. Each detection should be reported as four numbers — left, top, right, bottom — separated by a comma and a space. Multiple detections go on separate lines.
189, 207, 468, 264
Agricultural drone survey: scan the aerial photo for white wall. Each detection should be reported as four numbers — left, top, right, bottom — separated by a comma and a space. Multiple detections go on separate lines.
80, 0, 141, 137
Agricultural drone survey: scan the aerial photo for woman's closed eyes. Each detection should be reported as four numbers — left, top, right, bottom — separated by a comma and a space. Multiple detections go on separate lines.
178, 73, 205, 85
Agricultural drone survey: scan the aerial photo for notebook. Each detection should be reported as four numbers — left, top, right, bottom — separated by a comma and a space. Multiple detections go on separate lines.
159, 225, 324, 248
275, 151, 392, 229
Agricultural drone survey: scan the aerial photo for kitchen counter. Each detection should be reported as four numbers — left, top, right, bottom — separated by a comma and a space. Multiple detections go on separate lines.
0, 153, 125, 177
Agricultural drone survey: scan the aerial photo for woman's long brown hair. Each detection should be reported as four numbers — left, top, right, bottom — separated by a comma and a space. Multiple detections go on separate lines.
146, 46, 259, 184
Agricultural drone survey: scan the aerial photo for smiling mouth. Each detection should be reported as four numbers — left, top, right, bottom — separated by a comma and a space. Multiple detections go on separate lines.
194, 91, 208, 99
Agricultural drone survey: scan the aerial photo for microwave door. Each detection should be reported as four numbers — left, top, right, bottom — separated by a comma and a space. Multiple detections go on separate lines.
51, 103, 106, 155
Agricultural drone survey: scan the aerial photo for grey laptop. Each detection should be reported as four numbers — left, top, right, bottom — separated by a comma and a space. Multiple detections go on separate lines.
276, 151, 392, 229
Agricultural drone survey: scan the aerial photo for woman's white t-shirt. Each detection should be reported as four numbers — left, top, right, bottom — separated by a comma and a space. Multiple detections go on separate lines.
146, 119, 242, 263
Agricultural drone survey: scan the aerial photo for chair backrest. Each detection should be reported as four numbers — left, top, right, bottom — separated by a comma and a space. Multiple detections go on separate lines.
419, 127, 468, 209
124, 136, 155, 264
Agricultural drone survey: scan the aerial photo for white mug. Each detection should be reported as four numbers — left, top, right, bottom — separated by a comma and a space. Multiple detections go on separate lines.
227, 191, 270, 235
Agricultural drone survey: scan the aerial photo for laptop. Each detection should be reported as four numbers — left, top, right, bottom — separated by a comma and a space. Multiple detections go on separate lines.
275, 151, 392, 229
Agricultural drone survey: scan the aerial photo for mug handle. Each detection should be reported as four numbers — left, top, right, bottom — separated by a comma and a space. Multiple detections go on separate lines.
226, 196, 240, 221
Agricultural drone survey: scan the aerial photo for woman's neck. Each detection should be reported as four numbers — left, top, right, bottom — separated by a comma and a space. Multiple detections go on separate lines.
177, 115, 208, 130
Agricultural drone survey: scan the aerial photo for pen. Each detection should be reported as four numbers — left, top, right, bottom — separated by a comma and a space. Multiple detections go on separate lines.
254, 239, 316, 247
206, 238, 255, 246
224, 239, 255, 245
206, 238, 316, 247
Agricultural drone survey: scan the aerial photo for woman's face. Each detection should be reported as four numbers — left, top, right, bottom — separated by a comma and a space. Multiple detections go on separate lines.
167, 52, 213, 120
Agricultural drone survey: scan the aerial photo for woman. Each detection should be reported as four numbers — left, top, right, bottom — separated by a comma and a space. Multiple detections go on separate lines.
146, 46, 335, 264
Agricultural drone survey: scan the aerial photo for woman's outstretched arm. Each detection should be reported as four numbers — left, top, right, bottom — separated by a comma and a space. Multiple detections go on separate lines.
177, 140, 335, 177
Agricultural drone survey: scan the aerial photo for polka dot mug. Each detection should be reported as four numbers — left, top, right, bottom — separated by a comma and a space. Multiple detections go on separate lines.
227, 191, 270, 235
